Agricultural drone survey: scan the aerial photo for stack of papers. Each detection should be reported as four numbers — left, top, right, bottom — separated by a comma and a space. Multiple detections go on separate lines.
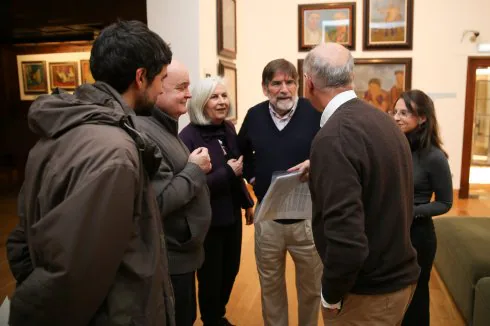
254, 171, 312, 223
0, 297, 9, 325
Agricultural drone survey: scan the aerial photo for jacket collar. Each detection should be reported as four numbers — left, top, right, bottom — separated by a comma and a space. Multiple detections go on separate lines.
151, 108, 179, 136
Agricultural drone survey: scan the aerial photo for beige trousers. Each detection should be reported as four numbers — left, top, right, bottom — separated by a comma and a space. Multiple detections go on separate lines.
255, 219, 323, 326
322, 284, 417, 326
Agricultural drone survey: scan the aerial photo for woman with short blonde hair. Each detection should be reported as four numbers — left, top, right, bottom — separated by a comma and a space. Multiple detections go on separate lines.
180, 77, 253, 326
187, 76, 234, 126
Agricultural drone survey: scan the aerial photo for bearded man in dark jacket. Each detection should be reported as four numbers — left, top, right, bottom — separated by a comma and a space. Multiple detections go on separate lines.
6, 20, 176, 326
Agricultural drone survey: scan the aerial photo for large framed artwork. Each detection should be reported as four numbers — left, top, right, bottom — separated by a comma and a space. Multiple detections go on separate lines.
363, 0, 413, 50
297, 59, 305, 97
298, 3, 356, 51
80, 60, 95, 84
21, 61, 48, 95
354, 58, 412, 113
49, 62, 79, 90
217, 0, 237, 59
218, 60, 238, 123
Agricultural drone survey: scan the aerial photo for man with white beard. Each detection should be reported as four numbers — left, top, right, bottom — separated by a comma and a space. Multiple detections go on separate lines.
237, 59, 323, 326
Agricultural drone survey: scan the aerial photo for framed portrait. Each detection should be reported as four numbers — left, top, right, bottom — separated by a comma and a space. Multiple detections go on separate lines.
49, 62, 79, 90
217, 0, 237, 59
21, 61, 48, 95
297, 59, 305, 97
80, 60, 95, 84
298, 3, 356, 51
354, 58, 412, 113
363, 0, 413, 50
218, 60, 238, 123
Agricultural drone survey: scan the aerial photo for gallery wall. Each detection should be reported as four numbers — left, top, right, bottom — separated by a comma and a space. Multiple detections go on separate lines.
0, 42, 92, 185
147, 0, 220, 130
236, 0, 490, 189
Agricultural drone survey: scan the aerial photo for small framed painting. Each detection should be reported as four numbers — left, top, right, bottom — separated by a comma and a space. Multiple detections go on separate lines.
21, 61, 48, 94
218, 60, 238, 123
80, 60, 95, 84
354, 58, 412, 112
298, 3, 356, 51
363, 0, 413, 50
217, 0, 237, 58
49, 62, 79, 90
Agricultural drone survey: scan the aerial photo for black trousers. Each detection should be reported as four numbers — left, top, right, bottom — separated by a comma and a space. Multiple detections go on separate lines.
197, 219, 242, 325
402, 218, 437, 326
170, 271, 197, 326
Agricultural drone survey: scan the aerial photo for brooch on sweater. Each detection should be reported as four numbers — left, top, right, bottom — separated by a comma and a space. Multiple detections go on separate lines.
218, 139, 228, 155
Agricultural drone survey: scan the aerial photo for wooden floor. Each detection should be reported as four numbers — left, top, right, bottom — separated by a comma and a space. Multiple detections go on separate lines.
2, 188, 490, 325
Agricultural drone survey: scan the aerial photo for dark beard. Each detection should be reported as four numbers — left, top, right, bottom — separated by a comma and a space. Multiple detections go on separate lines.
134, 90, 155, 116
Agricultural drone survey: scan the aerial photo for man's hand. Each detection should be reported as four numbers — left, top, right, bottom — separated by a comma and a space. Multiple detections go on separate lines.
188, 147, 212, 173
244, 207, 254, 225
227, 156, 243, 176
287, 159, 310, 182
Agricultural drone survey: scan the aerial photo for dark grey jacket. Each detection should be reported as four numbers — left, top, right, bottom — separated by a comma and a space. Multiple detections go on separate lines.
135, 109, 211, 275
6, 82, 175, 326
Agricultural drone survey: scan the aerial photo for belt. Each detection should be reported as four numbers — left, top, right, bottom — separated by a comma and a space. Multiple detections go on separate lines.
273, 219, 304, 224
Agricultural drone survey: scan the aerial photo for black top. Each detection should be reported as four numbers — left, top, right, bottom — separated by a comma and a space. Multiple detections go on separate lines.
180, 121, 254, 227
237, 98, 321, 202
309, 98, 420, 304
407, 131, 453, 218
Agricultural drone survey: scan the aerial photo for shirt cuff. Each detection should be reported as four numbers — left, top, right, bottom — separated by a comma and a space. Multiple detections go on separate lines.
321, 289, 342, 309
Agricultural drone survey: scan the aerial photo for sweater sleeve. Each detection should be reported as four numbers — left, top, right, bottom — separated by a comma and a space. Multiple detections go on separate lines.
310, 134, 369, 304
413, 150, 453, 217
237, 113, 255, 183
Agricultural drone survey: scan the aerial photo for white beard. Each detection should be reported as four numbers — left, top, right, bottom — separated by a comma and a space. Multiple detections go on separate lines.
274, 98, 295, 113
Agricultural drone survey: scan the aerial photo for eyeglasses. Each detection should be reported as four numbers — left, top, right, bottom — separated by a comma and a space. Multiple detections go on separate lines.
389, 109, 413, 118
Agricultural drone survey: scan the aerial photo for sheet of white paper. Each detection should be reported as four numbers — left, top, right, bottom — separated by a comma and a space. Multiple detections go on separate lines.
254, 171, 312, 223
0, 297, 9, 326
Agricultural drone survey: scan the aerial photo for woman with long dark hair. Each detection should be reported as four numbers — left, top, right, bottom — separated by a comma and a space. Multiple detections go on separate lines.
391, 89, 453, 326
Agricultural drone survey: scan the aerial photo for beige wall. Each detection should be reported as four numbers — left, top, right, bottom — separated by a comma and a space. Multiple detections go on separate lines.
147, 0, 220, 129
236, 0, 490, 189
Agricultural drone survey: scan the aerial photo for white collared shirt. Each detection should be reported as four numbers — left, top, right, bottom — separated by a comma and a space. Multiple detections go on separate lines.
269, 98, 299, 131
320, 90, 357, 127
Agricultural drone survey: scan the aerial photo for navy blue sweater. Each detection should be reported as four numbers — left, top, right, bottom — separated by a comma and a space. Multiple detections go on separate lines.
237, 98, 321, 201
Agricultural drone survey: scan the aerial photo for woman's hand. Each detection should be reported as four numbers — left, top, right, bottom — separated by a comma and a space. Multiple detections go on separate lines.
227, 155, 243, 176
244, 207, 254, 225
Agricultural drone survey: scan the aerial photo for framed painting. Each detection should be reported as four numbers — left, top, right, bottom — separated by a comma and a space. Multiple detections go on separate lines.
49, 62, 79, 90
217, 0, 237, 59
80, 60, 95, 84
354, 58, 412, 113
21, 61, 48, 95
218, 60, 238, 123
298, 3, 356, 51
297, 59, 305, 97
363, 0, 413, 50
